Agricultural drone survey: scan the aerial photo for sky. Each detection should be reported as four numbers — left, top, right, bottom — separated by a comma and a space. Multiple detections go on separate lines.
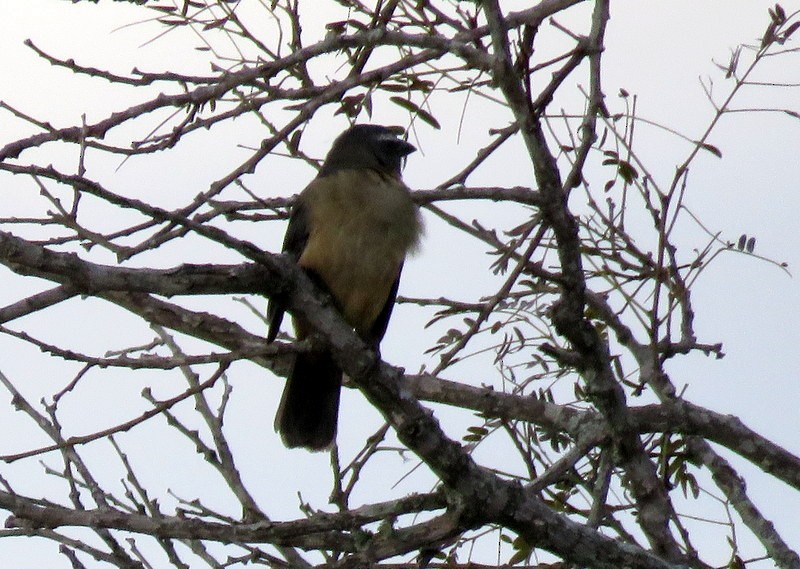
0, 1, 798, 567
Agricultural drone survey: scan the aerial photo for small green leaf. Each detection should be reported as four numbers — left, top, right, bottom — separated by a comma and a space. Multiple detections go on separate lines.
617, 160, 639, 183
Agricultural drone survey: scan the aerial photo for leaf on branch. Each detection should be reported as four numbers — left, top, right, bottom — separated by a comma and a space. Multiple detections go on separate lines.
449, 78, 492, 93
725, 47, 741, 78
770, 3, 786, 24
617, 160, 639, 183
347, 19, 369, 32
409, 77, 435, 93
463, 425, 488, 443
336, 94, 366, 118
762, 20, 779, 48
599, 128, 609, 148
326, 21, 347, 34
678, 470, 701, 500
364, 91, 374, 118
287, 129, 303, 154
602, 151, 639, 183
390, 96, 441, 129
782, 21, 800, 41
380, 82, 412, 93
699, 142, 722, 158
737, 234, 746, 250
158, 15, 191, 26
203, 17, 230, 31
506, 219, 532, 237
508, 535, 533, 565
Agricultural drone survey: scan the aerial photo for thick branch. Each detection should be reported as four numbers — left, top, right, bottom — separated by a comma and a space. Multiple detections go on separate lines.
481, 0, 680, 558
0, 230, 271, 298
2, 490, 445, 549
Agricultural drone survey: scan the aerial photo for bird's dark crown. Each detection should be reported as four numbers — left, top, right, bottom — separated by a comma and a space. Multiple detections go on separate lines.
319, 124, 416, 177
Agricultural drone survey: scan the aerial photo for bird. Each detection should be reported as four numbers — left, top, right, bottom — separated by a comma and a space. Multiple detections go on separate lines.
267, 124, 423, 451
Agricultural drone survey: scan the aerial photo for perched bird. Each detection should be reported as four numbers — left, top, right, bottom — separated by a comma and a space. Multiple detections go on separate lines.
267, 124, 423, 451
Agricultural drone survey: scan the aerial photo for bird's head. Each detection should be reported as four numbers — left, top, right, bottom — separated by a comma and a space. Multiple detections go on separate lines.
319, 124, 416, 178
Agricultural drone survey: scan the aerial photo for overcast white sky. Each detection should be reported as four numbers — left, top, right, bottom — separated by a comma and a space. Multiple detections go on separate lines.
0, 1, 798, 567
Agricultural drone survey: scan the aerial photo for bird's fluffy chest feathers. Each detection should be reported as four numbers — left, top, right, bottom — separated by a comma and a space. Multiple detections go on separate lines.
298, 170, 421, 335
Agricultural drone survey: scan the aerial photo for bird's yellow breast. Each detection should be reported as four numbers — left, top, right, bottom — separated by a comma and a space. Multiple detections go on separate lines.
297, 170, 422, 336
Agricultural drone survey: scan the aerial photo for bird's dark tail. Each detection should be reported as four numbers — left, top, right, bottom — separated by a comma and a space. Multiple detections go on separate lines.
274, 350, 342, 451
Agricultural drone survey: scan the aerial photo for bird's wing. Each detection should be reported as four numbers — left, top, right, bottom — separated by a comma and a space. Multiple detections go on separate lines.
267, 197, 309, 343
364, 262, 404, 351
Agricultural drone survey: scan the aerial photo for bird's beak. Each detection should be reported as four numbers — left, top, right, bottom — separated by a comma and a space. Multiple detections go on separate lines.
397, 140, 416, 156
